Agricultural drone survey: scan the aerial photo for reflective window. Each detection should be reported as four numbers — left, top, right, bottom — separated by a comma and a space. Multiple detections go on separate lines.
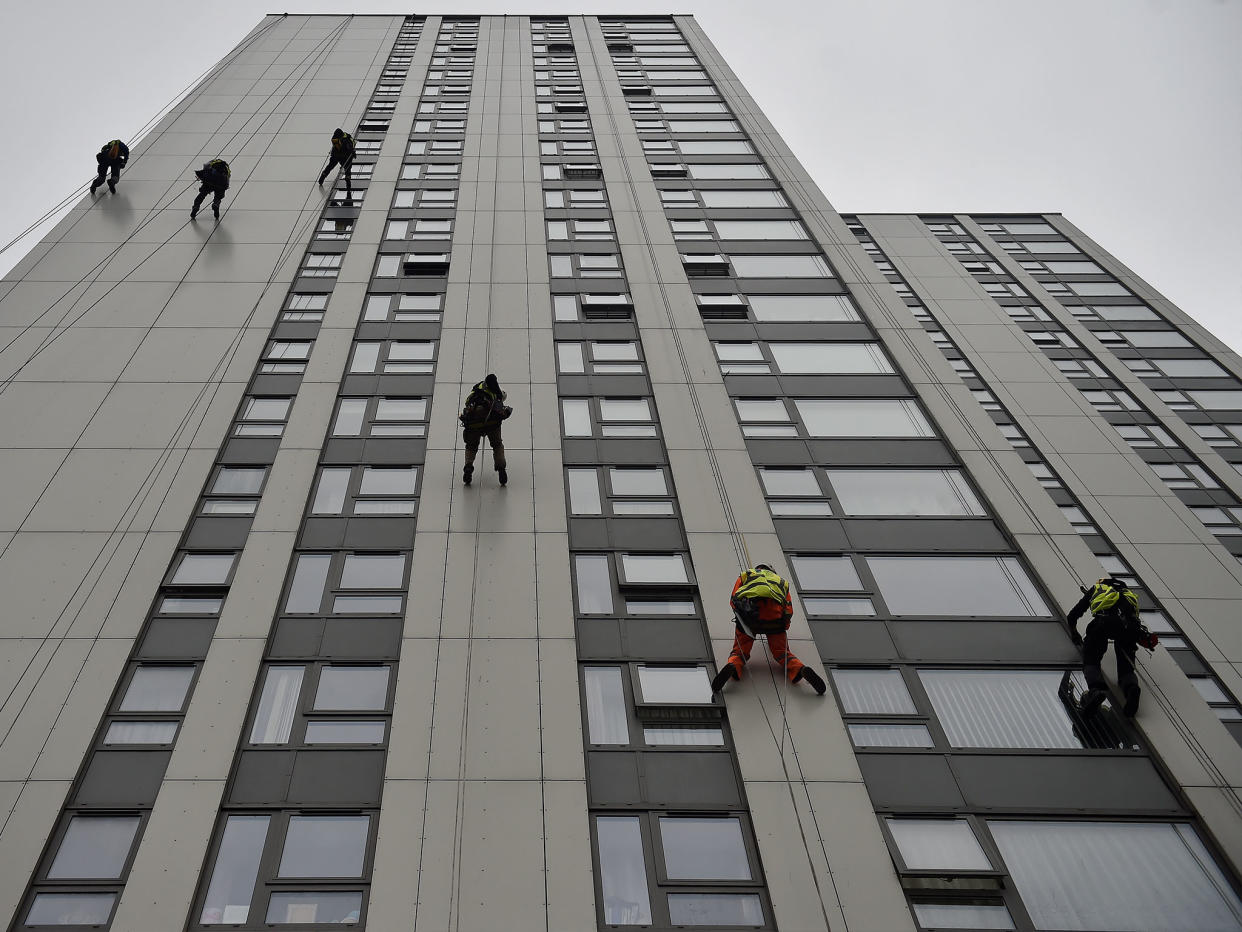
700, 190, 786, 208
340, 553, 406, 589
659, 817, 750, 879
567, 468, 602, 514
990, 821, 1242, 932
1119, 330, 1191, 348
584, 666, 628, 744
827, 469, 985, 517
26, 894, 116, 926
770, 342, 892, 374
621, 553, 688, 584
795, 399, 933, 437
831, 669, 916, 714
748, 294, 858, 322
730, 255, 830, 278
790, 555, 862, 590
575, 554, 614, 614
867, 556, 1048, 616
265, 892, 364, 925
119, 666, 194, 712
596, 817, 652, 925
277, 815, 370, 878
212, 467, 266, 495
250, 666, 305, 744
667, 894, 763, 926
285, 554, 330, 613
848, 723, 934, 748
200, 815, 269, 925
758, 468, 821, 497
636, 665, 712, 704
314, 667, 390, 711
687, 163, 769, 180
887, 819, 991, 870
47, 816, 140, 879
171, 553, 235, 585
103, 721, 178, 745
911, 902, 1014, 930
1150, 358, 1228, 378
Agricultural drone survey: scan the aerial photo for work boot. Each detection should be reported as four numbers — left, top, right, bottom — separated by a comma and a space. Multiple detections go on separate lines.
795, 667, 827, 695
711, 664, 739, 694
90, 179, 101, 195
190, 206, 199, 219
462, 464, 473, 485
1079, 687, 1108, 718
1122, 683, 1141, 718
498, 468, 508, 486
107, 180, 116, 194
212, 203, 220, 220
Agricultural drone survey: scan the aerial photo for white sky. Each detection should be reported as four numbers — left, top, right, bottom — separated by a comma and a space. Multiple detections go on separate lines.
1, 0, 1238, 351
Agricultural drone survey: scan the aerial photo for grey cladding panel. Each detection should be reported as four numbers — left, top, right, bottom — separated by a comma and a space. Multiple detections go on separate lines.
770, 520, 848, 551
74, 751, 171, 807
857, 754, 965, 809
889, 622, 1077, 664
806, 440, 954, 466
186, 516, 254, 550
588, 752, 641, 806
576, 619, 710, 661
288, 750, 385, 805
231, 750, 297, 804
643, 752, 741, 808
138, 619, 218, 658
810, 621, 897, 663
950, 755, 1181, 813
840, 519, 1008, 553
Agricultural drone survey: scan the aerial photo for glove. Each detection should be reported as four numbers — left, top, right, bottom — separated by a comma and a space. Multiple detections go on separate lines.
501, 406, 513, 420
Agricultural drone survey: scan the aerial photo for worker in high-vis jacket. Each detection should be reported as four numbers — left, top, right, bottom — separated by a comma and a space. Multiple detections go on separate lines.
1066, 576, 1154, 718
90, 139, 129, 195
712, 564, 826, 695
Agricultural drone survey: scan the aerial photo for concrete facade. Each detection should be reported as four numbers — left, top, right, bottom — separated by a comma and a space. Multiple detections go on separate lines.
0, 13, 1239, 932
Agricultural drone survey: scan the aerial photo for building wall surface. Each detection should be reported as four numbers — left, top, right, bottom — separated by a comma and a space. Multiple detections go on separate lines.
0, 13, 1239, 932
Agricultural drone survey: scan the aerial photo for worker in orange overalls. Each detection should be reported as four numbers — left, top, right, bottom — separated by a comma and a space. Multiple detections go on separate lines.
712, 564, 826, 695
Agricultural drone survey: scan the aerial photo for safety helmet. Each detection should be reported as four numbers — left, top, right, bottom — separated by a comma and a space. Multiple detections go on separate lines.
754, 563, 774, 573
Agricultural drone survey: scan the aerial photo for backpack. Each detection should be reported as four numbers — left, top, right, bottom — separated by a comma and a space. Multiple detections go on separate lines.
335, 132, 355, 157
731, 568, 790, 635
460, 390, 501, 428
1090, 579, 1156, 650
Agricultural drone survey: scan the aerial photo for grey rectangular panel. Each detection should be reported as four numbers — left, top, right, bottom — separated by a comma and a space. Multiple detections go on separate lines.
950, 756, 1180, 813
186, 517, 254, 550
287, 750, 386, 805
138, 619, 218, 658
74, 752, 172, 807
840, 519, 1008, 553
230, 750, 296, 805
856, 755, 965, 809
890, 622, 1079, 664
810, 621, 897, 663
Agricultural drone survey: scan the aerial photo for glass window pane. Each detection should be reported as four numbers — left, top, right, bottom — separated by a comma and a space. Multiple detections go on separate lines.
596, 817, 652, 925
700, 190, 784, 207
250, 666, 305, 744
376, 398, 426, 420
828, 469, 984, 516
567, 468, 602, 514
716, 220, 807, 240
212, 468, 265, 495
600, 398, 651, 421
304, 721, 386, 744
911, 902, 1014, 930
27, 894, 116, 926
609, 468, 667, 496
311, 468, 351, 515
790, 555, 862, 591
644, 726, 724, 746
848, 723, 934, 748
350, 342, 380, 372
360, 467, 417, 496
584, 667, 629, 744
285, 554, 330, 613
265, 892, 363, 924
770, 500, 833, 516
796, 399, 933, 437
867, 556, 1048, 616
759, 468, 820, 496
920, 670, 1091, 749
636, 665, 712, 704
626, 599, 696, 615
1190, 391, 1242, 411
333, 399, 367, 436
613, 501, 676, 515
575, 554, 613, 613
621, 553, 687, 583
731, 255, 830, 277
340, 553, 406, 589
831, 669, 916, 714
171, 553, 235, 585
557, 342, 585, 373
887, 819, 991, 870
749, 294, 858, 321
120, 666, 194, 712
562, 399, 593, 436
47, 816, 140, 879
804, 597, 875, 616
104, 721, 178, 744
659, 817, 750, 880
735, 398, 789, 421
314, 667, 390, 711
667, 893, 764, 927
158, 596, 222, 614
333, 594, 404, 614
199, 815, 270, 925
991, 821, 1242, 932
278, 815, 370, 878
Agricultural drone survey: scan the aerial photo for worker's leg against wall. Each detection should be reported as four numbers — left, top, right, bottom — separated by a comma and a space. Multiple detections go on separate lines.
727, 629, 755, 674
487, 426, 505, 470
766, 632, 804, 681
463, 429, 480, 469
1081, 624, 1109, 691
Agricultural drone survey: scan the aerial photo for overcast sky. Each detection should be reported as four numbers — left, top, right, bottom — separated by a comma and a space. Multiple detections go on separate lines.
1, 0, 1238, 351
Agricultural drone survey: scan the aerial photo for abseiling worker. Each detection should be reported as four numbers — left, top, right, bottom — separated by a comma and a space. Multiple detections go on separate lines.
1066, 576, 1155, 718
712, 563, 826, 695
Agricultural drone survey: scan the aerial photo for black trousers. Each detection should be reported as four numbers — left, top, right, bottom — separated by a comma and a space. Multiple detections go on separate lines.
319, 154, 353, 197
1082, 615, 1138, 693
463, 424, 505, 470
95, 155, 123, 185
193, 182, 228, 213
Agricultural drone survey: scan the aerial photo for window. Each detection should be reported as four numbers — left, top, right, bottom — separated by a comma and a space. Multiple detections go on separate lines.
332, 396, 428, 438
170, 552, 235, 586
714, 220, 808, 240
120, 666, 195, 712
557, 340, 643, 374
734, 397, 796, 438
659, 817, 750, 880
283, 293, 328, 321
757, 468, 831, 517
584, 666, 629, 744
677, 140, 752, 155
260, 340, 312, 374
730, 255, 830, 278
575, 554, 613, 614
26, 894, 117, 926
596, 817, 652, 925
363, 293, 443, 322
826, 469, 984, 517
1148, 358, 1228, 378
311, 466, 418, 516
748, 294, 858, 322
831, 669, 916, 714
568, 467, 674, 516
866, 556, 1048, 616
990, 821, 1242, 932
1189, 391, 1242, 411
620, 553, 688, 585
1118, 330, 1191, 348
549, 253, 623, 278
686, 163, 769, 180
301, 253, 342, 278
235, 396, 292, 437
698, 190, 784, 208
561, 397, 657, 438
349, 340, 436, 374
794, 399, 934, 438
47, 815, 141, 880
887, 819, 991, 871
769, 342, 892, 374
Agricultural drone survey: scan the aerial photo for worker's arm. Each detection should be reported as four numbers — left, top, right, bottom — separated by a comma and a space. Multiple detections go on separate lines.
1066, 590, 1092, 645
